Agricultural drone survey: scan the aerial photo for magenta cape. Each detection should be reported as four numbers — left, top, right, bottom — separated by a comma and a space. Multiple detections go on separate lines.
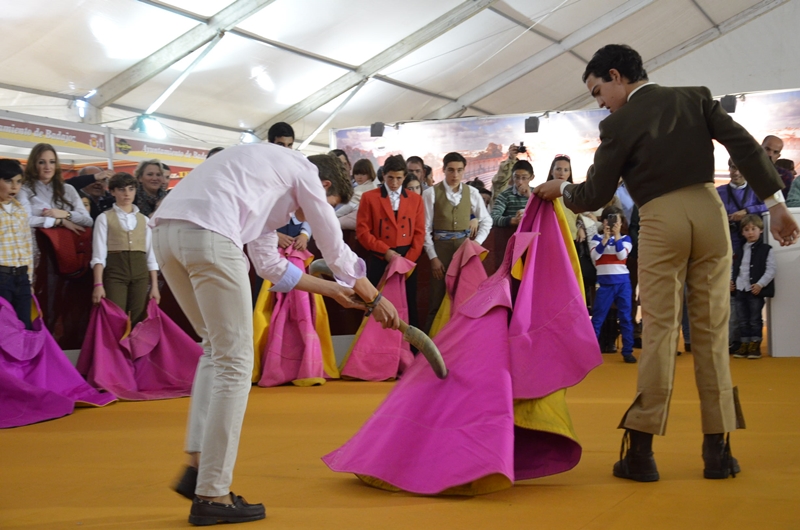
77, 298, 202, 401
258, 247, 331, 387
340, 256, 415, 381
322, 197, 602, 494
0, 298, 115, 428
429, 240, 488, 337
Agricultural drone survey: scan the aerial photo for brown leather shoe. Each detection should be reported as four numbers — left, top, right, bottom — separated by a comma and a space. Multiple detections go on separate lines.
703, 433, 740, 479
613, 429, 660, 482
189, 492, 266, 526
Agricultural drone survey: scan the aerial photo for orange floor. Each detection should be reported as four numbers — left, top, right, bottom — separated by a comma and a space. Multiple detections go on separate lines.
2, 351, 799, 530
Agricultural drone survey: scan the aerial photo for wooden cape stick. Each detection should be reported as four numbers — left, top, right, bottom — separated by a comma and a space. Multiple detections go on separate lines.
308, 259, 448, 379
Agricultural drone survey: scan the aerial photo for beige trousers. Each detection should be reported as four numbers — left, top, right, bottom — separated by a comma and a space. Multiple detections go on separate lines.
152, 220, 254, 497
620, 184, 745, 435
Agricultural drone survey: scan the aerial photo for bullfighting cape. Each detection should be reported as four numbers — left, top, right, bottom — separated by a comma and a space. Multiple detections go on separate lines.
322, 197, 602, 494
1, 297, 115, 429
253, 246, 339, 387
339, 255, 416, 381
429, 239, 488, 338
77, 298, 202, 401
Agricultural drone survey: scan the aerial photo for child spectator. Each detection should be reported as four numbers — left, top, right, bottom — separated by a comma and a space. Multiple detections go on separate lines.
590, 206, 635, 363
91, 172, 160, 325
403, 174, 422, 195
337, 158, 377, 230
731, 214, 775, 359
0, 159, 33, 329
491, 160, 533, 227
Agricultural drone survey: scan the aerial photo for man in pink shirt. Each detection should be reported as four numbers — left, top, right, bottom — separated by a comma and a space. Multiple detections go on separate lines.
151, 144, 399, 525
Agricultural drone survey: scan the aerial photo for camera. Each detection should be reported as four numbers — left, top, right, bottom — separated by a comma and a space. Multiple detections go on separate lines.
606, 213, 618, 226
518, 142, 527, 154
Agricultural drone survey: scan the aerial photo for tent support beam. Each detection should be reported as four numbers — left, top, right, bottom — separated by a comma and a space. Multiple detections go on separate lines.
423, 0, 655, 120
253, 0, 497, 138
555, 0, 790, 111
92, 0, 275, 108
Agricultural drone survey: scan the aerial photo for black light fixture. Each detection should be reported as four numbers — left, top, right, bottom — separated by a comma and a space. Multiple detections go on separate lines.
721, 95, 737, 113
524, 116, 540, 133
370, 122, 385, 137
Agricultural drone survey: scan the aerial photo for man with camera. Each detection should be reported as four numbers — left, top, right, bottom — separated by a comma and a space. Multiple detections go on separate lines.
491, 143, 526, 200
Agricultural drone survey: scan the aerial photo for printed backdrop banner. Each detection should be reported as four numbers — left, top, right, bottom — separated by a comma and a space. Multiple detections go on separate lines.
0, 114, 107, 155
112, 134, 209, 167
332, 88, 800, 186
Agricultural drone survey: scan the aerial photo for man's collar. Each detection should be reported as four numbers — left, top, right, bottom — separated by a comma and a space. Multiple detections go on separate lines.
627, 82, 655, 102
729, 181, 748, 190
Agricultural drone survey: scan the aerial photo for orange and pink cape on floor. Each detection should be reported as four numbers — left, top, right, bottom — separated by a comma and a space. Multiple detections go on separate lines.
323, 197, 602, 495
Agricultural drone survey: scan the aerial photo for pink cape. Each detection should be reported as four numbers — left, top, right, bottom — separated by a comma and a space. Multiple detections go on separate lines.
258, 247, 328, 387
77, 298, 202, 401
340, 256, 415, 381
1, 297, 115, 428
322, 197, 602, 494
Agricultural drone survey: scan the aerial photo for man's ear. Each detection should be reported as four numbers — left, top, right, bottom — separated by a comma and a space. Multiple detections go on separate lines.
321, 180, 332, 190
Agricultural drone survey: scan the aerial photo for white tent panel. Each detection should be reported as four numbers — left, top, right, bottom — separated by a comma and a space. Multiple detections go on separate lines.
573, 0, 715, 66
0, 0, 197, 96
114, 33, 348, 129
652, 0, 800, 95
0, 88, 78, 123
473, 53, 589, 115
235, 0, 464, 66
379, 10, 552, 100
695, 0, 765, 22
502, 0, 632, 42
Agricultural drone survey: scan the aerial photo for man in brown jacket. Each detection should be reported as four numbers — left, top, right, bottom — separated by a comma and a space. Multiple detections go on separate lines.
535, 44, 798, 482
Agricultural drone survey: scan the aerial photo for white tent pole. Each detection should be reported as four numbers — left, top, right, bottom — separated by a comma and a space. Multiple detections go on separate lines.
295, 80, 368, 151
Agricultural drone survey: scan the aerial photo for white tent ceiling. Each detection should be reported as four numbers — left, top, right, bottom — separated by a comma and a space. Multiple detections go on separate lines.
0, 0, 798, 154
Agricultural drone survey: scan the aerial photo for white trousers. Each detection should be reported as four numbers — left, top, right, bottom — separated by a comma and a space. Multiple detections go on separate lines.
153, 220, 254, 497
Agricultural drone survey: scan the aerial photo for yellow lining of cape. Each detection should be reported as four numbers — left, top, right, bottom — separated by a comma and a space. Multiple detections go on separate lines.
251, 280, 275, 383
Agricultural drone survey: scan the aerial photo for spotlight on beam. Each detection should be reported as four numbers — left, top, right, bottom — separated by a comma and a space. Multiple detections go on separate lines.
370, 122, 385, 137
721, 95, 737, 113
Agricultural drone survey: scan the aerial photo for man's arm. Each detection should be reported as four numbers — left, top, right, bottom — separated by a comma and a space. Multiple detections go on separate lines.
422, 187, 437, 260
355, 193, 390, 256
786, 178, 800, 208
471, 187, 492, 244
405, 195, 426, 263
490, 190, 512, 227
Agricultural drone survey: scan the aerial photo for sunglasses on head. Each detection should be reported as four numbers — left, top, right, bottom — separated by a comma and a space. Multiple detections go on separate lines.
555, 154, 571, 160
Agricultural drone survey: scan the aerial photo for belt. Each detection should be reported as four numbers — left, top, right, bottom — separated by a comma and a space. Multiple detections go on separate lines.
433, 230, 470, 241
0, 265, 28, 276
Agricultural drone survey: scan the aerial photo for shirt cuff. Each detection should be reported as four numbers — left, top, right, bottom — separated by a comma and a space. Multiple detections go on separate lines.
43, 217, 56, 229
269, 261, 304, 293
764, 191, 785, 208
559, 181, 569, 195
333, 257, 366, 289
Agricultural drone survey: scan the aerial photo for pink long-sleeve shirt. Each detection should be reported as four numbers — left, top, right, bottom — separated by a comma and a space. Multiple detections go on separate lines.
150, 143, 364, 291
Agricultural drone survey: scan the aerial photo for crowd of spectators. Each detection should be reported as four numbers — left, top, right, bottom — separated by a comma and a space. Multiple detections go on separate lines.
0, 129, 796, 359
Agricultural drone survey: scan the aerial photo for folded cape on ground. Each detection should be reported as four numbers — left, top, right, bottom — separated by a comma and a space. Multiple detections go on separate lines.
340, 256, 415, 381
322, 197, 602, 494
77, 298, 202, 401
253, 247, 339, 387
1, 298, 115, 429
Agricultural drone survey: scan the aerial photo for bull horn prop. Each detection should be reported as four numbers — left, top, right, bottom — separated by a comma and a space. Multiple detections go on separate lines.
309, 259, 448, 379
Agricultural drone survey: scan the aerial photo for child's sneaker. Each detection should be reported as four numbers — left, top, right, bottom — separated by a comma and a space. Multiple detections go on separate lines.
732, 342, 750, 358
747, 342, 762, 359
622, 354, 637, 364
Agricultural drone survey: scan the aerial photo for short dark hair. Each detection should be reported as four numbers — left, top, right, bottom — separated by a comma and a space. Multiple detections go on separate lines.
443, 152, 467, 168
740, 214, 764, 231
406, 156, 424, 167
582, 44, 648, 84
600, 205, 624, 222
267, 122, 294, 143
352, 159, 376, 181
383, 154, 406, 174
512, 160, 533, 175
776, 158, 795, 172
479, 188, 492, 200
108, 172, 137, 191
207, 147, 224, 158
402, 174, 421, 189
467, 178, 485, 190
307, 154, 353, 204
0, 159, 23, 180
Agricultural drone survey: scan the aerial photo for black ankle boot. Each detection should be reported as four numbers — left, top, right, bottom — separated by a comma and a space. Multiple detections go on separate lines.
703, 433, 741, 479
613, 429, 660, 482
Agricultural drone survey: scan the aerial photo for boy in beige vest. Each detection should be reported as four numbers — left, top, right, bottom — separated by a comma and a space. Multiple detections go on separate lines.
422, 152, 492, 331
91, 172, 160, 324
